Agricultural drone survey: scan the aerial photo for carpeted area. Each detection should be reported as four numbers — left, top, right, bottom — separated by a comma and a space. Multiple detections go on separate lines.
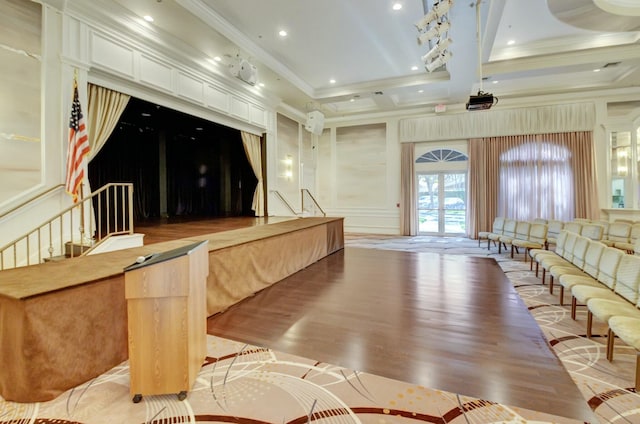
345, 234, 640, 423
0, 335, 582, 423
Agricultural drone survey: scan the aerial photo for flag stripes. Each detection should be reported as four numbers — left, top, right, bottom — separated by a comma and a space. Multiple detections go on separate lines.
65, 81, 90, 202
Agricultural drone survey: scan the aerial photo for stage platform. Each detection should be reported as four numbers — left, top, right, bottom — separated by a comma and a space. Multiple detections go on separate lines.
0, 216, 343, 402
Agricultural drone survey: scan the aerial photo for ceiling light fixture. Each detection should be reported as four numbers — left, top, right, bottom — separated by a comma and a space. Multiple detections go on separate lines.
329, 79, 336, 84
415, 0, 452, 31
425, 51, 452, 72
143, 15, 154, 22
392, 2, 402, 10
278, 30, 288, 37
417, 21, 450, 45
421, 37, 452, 63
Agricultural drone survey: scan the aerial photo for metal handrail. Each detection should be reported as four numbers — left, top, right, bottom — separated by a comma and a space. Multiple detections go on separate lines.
271, 190, 299, 215
301, 189, 326, 217
0, 184, 65, 220
0, 182, 134, 270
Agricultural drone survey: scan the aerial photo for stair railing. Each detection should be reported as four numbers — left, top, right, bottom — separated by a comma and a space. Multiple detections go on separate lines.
271, 190, 300, 216
301, 189, 326, 217
0, 182, 134, 270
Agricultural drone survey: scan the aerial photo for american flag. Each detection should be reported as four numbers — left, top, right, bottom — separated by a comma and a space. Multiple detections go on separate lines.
65, 81, 90, 202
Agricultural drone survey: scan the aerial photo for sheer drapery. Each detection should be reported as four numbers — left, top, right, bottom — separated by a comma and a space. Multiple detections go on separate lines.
241, 131, 264, 216
400, 142, 416, 235
468, 131, 598, 238
87, 84, 130, 161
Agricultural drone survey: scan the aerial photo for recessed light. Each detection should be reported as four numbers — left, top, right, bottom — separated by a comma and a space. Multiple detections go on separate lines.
507, 40, 515, 46
195, 127, 203, 131
329, 79, 336, 84
143, 15, 154, 22
418, 89, 424, 93
213, 56, 221, 62
593, 68, 601, 72
350, 98, 355, 102
492, 80, 499, 84
259, 82, 265, 87
278, 30, 288, 37
141, 112, 151, 117
411, 65, 418, 71
392, 2, 402, 10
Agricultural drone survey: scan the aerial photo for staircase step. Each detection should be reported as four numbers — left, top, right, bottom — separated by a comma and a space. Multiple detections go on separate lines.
64, 241, 92, 257
43, 255, 68, 263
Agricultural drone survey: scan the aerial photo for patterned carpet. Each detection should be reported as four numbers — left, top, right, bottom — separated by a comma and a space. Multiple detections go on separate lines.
0, 234, 637, 423
0, 335, 583, 424
345, 234, 640, 424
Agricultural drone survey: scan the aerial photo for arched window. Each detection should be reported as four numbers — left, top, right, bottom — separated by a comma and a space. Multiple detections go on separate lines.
499, 142, 574, 220
416, 149, 468, 163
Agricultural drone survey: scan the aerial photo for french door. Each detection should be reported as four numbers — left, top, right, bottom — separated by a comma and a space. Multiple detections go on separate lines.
417, 172, 467, 235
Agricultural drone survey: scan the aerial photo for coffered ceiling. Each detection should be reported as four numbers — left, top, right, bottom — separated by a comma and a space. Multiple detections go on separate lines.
110, 0, 640, 118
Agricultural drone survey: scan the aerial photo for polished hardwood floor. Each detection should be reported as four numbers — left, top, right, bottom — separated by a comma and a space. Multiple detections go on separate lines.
139, 217, 594, 422
136, 215, 295, 245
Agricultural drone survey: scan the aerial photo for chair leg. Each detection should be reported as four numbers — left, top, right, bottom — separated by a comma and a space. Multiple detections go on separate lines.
535, 261, 539, 277
541, 268, 546, 285
586, 311, 592, 338
636, 352, 640, 392
549, 275, 554, 294
559, 286, 565, 306
607, 328, 615, 362
510, 245, 514, 258
571, 296, 577, 320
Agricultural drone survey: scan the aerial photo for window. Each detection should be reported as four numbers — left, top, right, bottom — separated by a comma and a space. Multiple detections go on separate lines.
499, 142, 574, 220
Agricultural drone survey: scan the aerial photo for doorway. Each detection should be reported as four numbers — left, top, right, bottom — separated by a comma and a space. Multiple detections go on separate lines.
417, 172, 466, 235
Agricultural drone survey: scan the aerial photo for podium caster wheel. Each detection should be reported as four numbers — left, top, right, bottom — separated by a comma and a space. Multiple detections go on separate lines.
177, 391, 187, 401
132, 394, 142, 403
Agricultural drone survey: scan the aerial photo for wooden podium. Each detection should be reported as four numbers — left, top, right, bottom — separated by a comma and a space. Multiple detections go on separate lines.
124, 240, 209, 403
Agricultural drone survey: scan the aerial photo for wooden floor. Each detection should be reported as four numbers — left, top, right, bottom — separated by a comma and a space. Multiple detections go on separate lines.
136, 215, 295, 245
140, 218, 594, 422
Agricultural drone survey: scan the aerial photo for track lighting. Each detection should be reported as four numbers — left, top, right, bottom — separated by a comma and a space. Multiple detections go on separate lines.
421, 37, 452, 63
415, 0, 453, 31
425, 51, 452, 72
417, 21, 450, 45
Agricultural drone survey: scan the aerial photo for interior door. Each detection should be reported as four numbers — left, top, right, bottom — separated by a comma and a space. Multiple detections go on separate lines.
417, 172, 466, 235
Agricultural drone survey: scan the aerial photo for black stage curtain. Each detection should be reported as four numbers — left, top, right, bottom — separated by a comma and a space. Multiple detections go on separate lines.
89, 97, 257, 224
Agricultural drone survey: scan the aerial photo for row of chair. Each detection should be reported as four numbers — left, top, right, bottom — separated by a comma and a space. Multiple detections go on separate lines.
529, 229, 640, 389
479, 217, 640, 258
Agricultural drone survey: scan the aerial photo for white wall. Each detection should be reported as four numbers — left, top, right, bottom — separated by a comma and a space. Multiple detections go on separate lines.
2, 0, 640, 252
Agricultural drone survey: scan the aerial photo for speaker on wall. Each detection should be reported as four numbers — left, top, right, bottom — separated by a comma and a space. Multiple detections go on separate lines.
304, 110, 324, 135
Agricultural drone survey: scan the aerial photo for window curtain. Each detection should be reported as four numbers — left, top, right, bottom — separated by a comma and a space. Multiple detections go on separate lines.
468, 131, 598, 238
468, 138, 497, 239
241, 131, 264, 216
87, 83, 130, 161
400, 142, 416, 235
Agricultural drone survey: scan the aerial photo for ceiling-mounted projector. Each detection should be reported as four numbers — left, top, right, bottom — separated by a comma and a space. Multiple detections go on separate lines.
466, 91, 498, 111
229, 57, 257, 86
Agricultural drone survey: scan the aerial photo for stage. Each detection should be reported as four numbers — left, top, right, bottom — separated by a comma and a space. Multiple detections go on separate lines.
0, 216, 343, 402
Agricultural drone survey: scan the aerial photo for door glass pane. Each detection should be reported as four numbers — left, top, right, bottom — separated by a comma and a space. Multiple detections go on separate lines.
417, 174, 438, 233
443, 173, 466, 234
417, 172, 466, 235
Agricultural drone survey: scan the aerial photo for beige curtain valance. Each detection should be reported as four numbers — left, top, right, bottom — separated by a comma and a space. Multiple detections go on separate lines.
400, 103, 596, 142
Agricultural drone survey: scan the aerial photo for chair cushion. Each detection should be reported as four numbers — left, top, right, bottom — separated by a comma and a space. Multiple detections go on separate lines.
609, 316, 640, 350
572, 285, 619, 304
559, 275, 600, 290
587, 298, 640, 323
